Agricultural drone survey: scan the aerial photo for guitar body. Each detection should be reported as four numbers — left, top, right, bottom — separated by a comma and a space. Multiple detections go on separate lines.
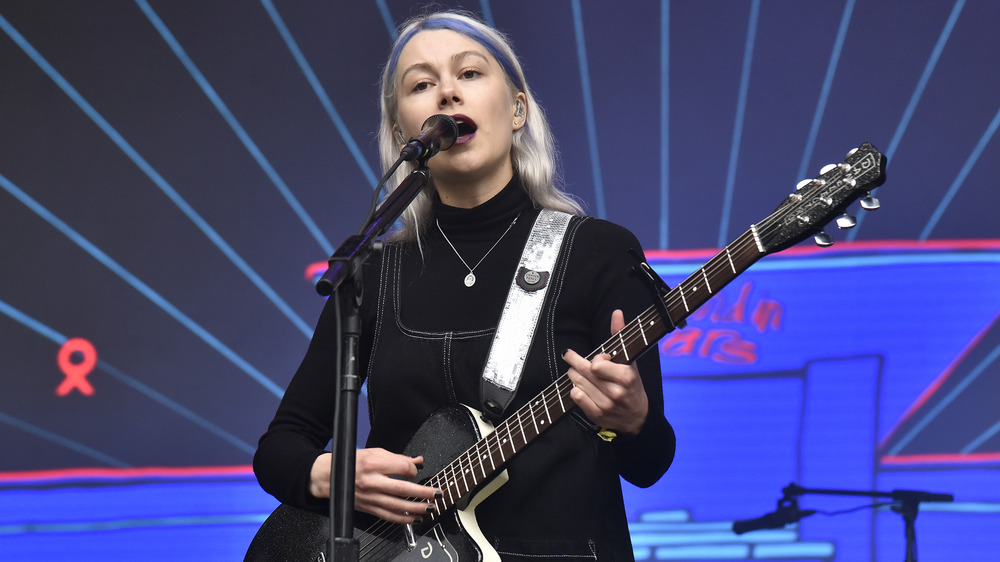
245, 404, 507, 561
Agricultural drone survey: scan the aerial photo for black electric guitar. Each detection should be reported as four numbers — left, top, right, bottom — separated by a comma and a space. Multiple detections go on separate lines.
245, 143, 887, 562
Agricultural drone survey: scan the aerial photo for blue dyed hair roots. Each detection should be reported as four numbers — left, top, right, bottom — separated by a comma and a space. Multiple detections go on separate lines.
387, 15, 525, 93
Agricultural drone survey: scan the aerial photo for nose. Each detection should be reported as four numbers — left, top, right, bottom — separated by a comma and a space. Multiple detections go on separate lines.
439, 79, 461, 108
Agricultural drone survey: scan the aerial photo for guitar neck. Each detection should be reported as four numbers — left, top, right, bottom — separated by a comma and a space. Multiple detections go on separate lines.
421, 228, 766, 517
600, 227, 766, 363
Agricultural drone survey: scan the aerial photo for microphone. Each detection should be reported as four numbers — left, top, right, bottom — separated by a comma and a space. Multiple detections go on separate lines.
891, 489, 954, 503
399, 114, 459, 161
732, 505, 817, 535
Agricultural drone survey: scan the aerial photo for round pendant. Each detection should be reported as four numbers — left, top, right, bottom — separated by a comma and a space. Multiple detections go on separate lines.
464, 272, 476, 287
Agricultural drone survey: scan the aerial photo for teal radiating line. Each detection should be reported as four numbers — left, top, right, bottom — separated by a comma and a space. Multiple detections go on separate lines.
884, 0, 965, 163
920, 105, 1000, 240
963, 418, 1000, 454
850, 0, 965, 240
795, 0, 855, 182
136, 0, 338, 254
0, 297, 63, 343
479, 0, 495, 27
0, 411, 128, 468
659, 0, 670, 249
99, 360, 256, 453
0, 11, 312, 339
718, 0, 759, 248
0, 297, 255, 454
0, 173, 284, 398
376, 0, 397, 41
571, 0, 606, 219
258, 0, 379, 190
887, 342, 1000, 455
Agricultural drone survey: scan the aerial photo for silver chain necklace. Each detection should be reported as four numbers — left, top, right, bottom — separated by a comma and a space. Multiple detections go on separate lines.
436, 214, 519, 287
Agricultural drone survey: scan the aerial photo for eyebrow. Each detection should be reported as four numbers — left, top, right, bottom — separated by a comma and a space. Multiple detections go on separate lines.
399, 50, 493, 84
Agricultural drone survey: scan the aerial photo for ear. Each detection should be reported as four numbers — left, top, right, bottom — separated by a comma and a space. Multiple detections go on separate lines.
392, 125, 406, 145
512, 92, 527, 131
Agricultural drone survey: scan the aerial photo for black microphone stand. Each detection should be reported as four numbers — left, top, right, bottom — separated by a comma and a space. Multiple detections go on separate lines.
314, 160, 431, 562
781, 482, 954, 562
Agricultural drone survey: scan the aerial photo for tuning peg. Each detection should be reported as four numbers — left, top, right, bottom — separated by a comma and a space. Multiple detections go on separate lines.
819, 163, 837, 175
813, 231, 835, 247
846, 147, 859, 158
796, 179, 811, 191
860, 193, 880, 210
836, 214, 857, 229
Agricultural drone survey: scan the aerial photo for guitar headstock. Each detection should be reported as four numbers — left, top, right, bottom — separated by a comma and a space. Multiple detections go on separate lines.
757, 142, 887, 254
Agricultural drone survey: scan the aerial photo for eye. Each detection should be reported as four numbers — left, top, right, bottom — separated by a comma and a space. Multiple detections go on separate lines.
460, 69, 480, 80
411, 80, 433, 93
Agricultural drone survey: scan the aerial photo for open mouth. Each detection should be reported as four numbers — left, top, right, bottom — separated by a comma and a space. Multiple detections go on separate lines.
452, 115, 477, 142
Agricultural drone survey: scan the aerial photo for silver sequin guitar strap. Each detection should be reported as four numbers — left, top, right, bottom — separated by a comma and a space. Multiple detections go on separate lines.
480, 208, 573, 423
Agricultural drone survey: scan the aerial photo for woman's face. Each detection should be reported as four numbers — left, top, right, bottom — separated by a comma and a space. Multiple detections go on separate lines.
393, 29, 525, 193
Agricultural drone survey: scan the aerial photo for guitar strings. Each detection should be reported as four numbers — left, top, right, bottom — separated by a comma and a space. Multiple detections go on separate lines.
358, 230, 760, 558
594, 154, 871, 368
356, 151, 872, 558
356, 374, 578, 555
359, 225, 769, 556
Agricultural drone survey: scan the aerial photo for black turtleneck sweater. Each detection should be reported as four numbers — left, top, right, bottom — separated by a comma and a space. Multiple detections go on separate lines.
254, 178, 675, 560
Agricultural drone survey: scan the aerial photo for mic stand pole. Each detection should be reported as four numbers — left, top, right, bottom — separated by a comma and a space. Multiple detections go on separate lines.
315, 163, 431, 562
782, 483, 954, 562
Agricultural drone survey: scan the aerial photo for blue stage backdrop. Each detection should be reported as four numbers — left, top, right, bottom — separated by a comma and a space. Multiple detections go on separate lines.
1, 1, 998, 560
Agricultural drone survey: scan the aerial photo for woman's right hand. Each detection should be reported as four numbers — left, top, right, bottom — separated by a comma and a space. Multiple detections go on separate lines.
310, 449, 442, 525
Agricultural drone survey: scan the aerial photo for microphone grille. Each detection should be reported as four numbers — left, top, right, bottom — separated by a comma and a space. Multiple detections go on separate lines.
423, 114, 459, 151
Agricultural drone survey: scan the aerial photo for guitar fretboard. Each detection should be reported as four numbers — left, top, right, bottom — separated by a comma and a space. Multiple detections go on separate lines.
422, 228, 766, 518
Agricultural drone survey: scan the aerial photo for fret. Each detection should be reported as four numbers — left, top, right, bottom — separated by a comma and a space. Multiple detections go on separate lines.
539, 398, 552, 426
497, 427, 507, 462
638, 316, 648, 345
476, 443, 489, 479
701, 268, 713, 294
528, 400, 539, 435
458, 453, 470, 494
617, 331, 629, 361
448, 460, 462, 500
750, 223, 764, 252
516, 409, 527, 447
443, 475, 456, 505
725, 247, 736, 273
466, 452, 478, 489
429, 480, 444, 513
679, 282, 690, 312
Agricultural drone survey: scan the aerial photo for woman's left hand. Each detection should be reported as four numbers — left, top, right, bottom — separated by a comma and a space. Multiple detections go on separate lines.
563, 309, 649, 436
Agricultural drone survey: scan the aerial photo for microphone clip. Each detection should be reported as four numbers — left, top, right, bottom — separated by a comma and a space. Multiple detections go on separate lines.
732, 493, 816, 535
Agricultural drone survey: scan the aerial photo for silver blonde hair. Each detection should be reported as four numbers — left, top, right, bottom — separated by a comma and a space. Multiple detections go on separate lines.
377, 11, 584, 241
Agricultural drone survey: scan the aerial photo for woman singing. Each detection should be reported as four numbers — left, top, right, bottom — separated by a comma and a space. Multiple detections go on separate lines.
253, 11, 675, 560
